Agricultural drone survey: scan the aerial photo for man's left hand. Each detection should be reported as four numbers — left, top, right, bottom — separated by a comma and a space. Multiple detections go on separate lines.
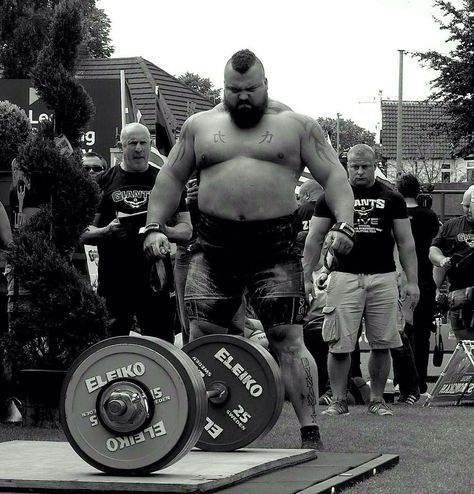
405, 282, 420, 311
329, 230, 354, 256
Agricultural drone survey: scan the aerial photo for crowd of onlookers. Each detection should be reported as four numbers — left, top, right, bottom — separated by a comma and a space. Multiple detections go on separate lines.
2, 123, 474, 424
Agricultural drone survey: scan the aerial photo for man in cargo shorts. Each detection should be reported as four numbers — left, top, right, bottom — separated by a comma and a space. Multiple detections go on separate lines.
303, 144, 419, 416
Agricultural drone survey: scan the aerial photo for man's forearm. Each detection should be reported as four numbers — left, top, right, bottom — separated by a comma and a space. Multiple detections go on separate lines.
429, 246, 447, 267
80, 225, 107, 245
399, 242, 418, 285
302, 231, 324, 282
323, 175, 354, 225
146, 170, 185, 226
165, 223, 193, 243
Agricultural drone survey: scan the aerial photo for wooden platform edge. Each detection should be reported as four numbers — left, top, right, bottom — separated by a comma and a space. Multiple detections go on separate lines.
196, 449, 318, 493
0, 449, 318, 494
297, 453, 400, 494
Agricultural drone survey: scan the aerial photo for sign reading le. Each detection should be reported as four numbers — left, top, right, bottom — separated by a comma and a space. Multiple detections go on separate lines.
61, 335, 284, 475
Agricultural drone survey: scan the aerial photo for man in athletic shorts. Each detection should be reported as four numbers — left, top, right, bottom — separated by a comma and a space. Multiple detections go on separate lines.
143, 49, 355, 450
303, 144, 419, 416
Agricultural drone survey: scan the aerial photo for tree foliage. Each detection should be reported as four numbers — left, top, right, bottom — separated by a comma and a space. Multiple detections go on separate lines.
413, 0, 474, 155
4, 0, 109, 370
31, 0, 95, 146
178, 72, 222, 104
317, 116, 375, 151
0, 0, 113, 79
0, 101, 31, 171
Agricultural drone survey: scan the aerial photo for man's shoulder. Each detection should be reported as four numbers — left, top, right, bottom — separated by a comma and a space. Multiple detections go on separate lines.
266, 99, 294, 114
95, 166, 118, 186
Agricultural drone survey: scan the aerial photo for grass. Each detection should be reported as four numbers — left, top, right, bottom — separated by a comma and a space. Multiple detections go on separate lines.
1, 401, 472, 493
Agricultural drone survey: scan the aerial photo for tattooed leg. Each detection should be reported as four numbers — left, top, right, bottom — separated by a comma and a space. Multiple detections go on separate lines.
268, 324, 320, 427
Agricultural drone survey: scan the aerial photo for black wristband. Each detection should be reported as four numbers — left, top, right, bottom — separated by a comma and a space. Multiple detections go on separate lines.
330, 222, 355, 240
139, 223, 166, 237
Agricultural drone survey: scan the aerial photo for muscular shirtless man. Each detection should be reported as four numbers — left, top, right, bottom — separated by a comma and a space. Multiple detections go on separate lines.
143, 49, 354, 450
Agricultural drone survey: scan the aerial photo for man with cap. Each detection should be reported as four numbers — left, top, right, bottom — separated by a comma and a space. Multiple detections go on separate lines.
430, 185, 474, 341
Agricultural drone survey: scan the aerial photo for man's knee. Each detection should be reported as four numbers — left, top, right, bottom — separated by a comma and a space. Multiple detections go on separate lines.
329, 351, 350, 362
189, 318, 228, 339
267, 324, 306, 359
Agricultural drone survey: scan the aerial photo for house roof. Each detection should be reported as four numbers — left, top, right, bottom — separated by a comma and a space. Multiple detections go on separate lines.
76, 57, 215, 137
380, 100, 454, 160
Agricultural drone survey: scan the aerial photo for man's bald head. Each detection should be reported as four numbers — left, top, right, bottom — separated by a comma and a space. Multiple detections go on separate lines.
347, 144, 376, 164
299, 179, 323, 203
120, 122, 150, 145
347, 144, 377, 188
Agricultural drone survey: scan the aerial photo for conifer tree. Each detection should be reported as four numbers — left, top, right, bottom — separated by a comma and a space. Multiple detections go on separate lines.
6, 0, 109, 369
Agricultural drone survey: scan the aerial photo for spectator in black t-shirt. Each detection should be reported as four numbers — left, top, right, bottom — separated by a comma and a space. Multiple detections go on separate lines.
392, 174, 439, 401
81, 123, 192, 342
430, 185, 474, 341
304, 144, 419, 416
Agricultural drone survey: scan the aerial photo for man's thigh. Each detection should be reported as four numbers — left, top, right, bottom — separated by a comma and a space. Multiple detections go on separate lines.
248, 255, 307, 329
365, 272, 402, 349
324, 272, 365, 354
184, 252, 244, 328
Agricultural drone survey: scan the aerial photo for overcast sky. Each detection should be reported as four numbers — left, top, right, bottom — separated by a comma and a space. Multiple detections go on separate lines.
96, 0, 451, 136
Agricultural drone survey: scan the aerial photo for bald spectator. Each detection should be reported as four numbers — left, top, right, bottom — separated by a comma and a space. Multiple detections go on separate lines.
430, 184, 474, 341
81, 123, 192, 342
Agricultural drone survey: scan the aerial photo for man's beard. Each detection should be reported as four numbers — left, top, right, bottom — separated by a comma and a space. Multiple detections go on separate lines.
225, 94, 268, 129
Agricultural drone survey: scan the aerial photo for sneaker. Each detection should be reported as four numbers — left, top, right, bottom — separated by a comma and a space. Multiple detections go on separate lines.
397, 394, 419, 405
300, 426, 324, 451
321, 399, 349, 416
319, 389, 333, 406
368, 401, 393, 416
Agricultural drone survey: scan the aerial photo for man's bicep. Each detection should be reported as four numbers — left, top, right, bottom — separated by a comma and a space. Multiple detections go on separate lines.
393, 218, 414, 245
297, 115, 344, 185
162, 119, 196, 183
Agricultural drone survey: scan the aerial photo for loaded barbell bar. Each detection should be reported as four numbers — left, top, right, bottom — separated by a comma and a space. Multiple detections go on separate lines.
60, 334, 284, 475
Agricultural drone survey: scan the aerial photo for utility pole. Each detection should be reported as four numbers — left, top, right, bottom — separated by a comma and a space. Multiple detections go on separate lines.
336, 113, 342, 154
397, 50, 404, 178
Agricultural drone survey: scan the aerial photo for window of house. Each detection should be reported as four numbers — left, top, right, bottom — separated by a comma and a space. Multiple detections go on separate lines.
467, 162, 474, 183
441, 163, 451, 183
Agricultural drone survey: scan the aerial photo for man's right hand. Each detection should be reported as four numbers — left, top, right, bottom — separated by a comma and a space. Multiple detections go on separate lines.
327, 230, 354, 256
439, 256, 451, 269
143, 231, 171, 260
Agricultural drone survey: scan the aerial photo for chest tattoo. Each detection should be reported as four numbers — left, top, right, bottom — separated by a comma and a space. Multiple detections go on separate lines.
259, 131, 274, 144
214, 131, 226, 143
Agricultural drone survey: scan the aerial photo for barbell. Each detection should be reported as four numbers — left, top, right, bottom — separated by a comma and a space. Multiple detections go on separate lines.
60, 334, 284, 475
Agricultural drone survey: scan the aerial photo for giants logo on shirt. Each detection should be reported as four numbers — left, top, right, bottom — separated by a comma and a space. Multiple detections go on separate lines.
354, 199, 385, 230
111, 190, 151, 209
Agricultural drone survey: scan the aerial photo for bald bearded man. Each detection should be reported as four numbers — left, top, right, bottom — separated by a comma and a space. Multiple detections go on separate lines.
143, 49, 355, 450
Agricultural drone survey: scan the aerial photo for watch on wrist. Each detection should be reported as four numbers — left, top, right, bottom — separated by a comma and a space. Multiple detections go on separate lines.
139, 222, 166, 236
330, 222, 355, 240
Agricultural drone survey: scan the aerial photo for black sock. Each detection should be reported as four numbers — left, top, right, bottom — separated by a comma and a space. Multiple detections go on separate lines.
300, 425, 320, 440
